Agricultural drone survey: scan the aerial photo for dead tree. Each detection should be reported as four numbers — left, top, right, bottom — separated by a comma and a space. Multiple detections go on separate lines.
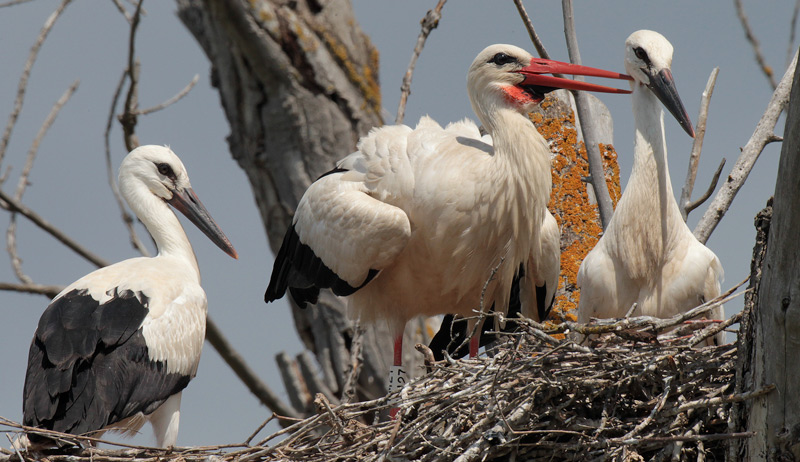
175, 0, 418, 411
743, 52, 800, 459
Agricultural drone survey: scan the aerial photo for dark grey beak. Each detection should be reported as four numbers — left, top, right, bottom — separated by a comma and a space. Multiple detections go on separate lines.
168, 187, 238, 259
647, 68, 695, 138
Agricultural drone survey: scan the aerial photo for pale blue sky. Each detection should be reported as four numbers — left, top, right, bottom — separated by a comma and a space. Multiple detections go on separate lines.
0, 0, 791, 447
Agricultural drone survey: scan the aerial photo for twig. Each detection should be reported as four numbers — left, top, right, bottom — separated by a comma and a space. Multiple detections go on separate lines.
734, 0, 777, 89
0, 0, 72, 167
340, 324, 365, 404
119, 0, 144, 152
0, 188, 108, 268
109, 0, 133, 23
6, 81, 80, 284
663, 384, 776, 417
0, 0, 34, 7
4, 435, 26, 462
789, 0, 800, 67
105, 69, 151, 256
561, 0, 614, 229
204, 317, 301, 425
694, 50, 798, 243
243, 414, 275, 446
138, 75, 199, 115
512, 0, 552, 62
622, 376, 673, 440
395, 0, 447, 125
680, 68, 718, 221
684, 158, 726, 217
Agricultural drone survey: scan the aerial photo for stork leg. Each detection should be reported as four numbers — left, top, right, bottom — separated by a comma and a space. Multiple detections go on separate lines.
469, 334, 480, 358
467, 317, 481, 358
149, 392, 182, 448
388, 332, 407, 419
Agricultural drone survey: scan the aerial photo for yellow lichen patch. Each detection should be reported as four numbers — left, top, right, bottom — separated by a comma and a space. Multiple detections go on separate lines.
313, 25, 382, 119
528, 95, 621, 323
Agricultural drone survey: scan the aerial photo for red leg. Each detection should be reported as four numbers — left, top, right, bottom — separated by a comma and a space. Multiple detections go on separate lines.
389, 333, 404, 419
469, 334, 480, 358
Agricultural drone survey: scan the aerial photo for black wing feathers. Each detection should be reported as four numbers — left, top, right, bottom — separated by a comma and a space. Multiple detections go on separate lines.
265, 222, 378, 308
23, 289, 191, 442
429, 264, 531, 361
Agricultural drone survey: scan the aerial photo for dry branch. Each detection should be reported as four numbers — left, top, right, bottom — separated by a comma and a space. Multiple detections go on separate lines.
680, 68, 718, 221
694, 50, 798, 244
395, 0, 447, 125
6, 80, 79, 284
561, 0, 614, 229
734, 0, 777, 89
0, 0, 72, 166
512, 0, 552, 62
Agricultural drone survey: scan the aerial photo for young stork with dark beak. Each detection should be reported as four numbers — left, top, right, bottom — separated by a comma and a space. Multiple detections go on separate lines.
265, 44, 630, 403
22, 145, 238, 448
577, 31, 725, 346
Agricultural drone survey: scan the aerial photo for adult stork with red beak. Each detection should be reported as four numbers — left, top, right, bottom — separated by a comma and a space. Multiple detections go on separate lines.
265, 44, 630, 398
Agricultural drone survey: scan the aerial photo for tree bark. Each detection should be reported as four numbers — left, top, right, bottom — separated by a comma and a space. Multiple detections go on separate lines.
744, 52, 800, 460
176, 0, 411, 414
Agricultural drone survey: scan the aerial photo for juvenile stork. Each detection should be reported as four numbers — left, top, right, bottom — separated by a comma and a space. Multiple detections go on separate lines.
265, 44, 630, 387
22, 145, 238, 447
577, 30, 725, 345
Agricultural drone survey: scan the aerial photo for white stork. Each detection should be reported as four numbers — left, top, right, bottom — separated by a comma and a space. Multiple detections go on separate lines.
265, 44, 630, 389
577, 30, 725, 345
22, 145, 238, 448
428, 211, 561, 360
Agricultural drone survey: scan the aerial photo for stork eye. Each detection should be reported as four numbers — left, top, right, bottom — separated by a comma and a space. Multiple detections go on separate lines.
634, 47, 649, 62
156, 163, 175, 179
489, 53, 517, 66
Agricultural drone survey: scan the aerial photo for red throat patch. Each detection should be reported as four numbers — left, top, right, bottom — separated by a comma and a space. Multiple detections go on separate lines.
502, 85, 541, 106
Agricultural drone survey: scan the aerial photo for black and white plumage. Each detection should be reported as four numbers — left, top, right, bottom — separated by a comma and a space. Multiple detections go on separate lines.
22, 145, 237, 448
265, 44, 629, 372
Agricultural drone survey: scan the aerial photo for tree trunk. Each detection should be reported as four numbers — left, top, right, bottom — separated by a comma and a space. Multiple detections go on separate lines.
744, 53, 800, 460
176, 0, 416, 414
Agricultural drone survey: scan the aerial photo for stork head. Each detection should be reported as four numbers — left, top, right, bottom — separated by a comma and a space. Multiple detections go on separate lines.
467, 44, 631, 129
119, 145, 238, 259
625, 30, 695, 137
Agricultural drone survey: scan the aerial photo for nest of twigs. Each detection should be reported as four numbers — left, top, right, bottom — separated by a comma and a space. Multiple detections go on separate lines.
2, 285, 769, 462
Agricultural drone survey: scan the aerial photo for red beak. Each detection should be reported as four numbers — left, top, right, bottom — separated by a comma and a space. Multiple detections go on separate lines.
519, 58, 633, 94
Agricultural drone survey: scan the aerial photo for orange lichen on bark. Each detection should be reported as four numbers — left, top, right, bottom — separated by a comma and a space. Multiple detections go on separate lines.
528, 95, 621, 323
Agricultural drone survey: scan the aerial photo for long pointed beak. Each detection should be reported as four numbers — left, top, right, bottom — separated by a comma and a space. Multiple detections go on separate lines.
647, 68, 695, 138
519, 57, 633, 94
168, 188, 239, 259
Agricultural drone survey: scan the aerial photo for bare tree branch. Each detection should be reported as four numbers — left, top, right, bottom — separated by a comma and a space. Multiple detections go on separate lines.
6, 80, 79, 284
109, 0, 133, 23
0, 0, 34, 9
0, 188, 108, 268
340, 324, 365, 404
680, 68, 718, 221
561, 0, 614, 229
395, 0, 447, 125
789, 0, 800, 66
512, 0, 553, 63
105, 69, 151, 257
119, 1, 144, 153
205, 318, 300, 426
734, 0, 777, 89
138, 74, 199, 116
685, 158, 726, 218
0, 0, 72, 167
0, 281, 62, 298
694, 50, 798, 243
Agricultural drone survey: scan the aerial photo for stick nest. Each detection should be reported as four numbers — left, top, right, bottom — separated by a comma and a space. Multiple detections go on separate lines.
2, 295, 765, 462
